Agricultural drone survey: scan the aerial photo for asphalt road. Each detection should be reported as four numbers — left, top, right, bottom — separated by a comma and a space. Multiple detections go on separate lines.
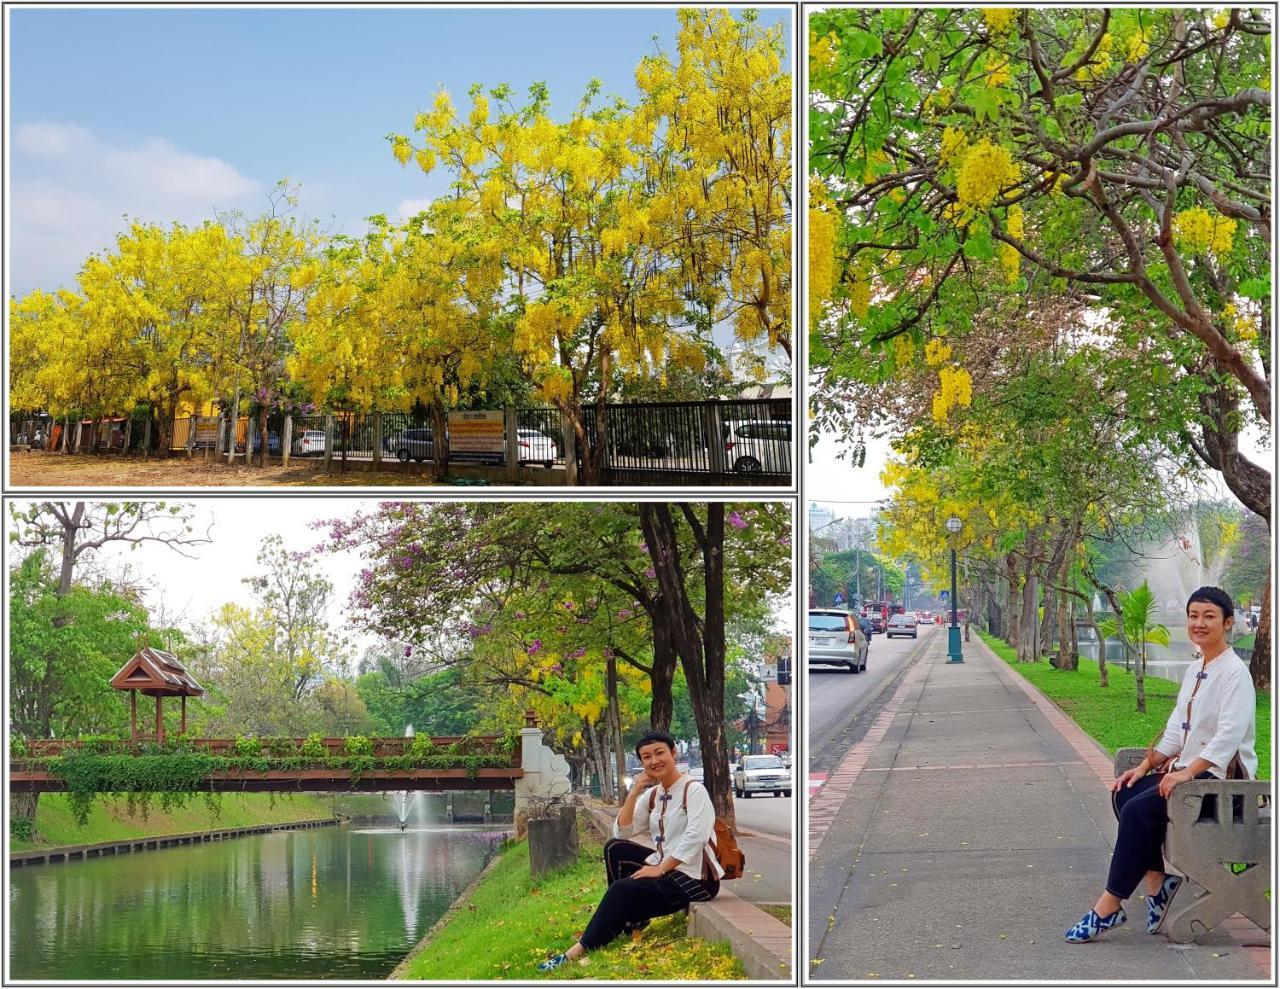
806, 623, 938, 775
732, 790, 791, 838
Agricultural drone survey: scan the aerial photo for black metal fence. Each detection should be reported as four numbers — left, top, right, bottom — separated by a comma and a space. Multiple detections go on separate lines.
586, 398, 791, 478
29, 398, 792, 482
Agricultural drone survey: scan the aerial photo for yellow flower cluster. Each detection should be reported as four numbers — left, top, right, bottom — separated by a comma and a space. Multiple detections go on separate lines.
1125, 26, 1152, 62
1075, 32, 1114, 81
810, 30, 838, 73
808, 206, 836, 328
1211, 9, 1231, 30
931, 365, 974, 424
924, 338, 952, 366
939, 126, 969, 169
849, 278, 871, 319
1220, 303, 1257, 342
1173, 207, 1237, 256
1000, 203, 1024, 283
956, 140, 1020, 208
982, 8, 1018, 35
891, 334, 915, 366
985, 55, 1012, 87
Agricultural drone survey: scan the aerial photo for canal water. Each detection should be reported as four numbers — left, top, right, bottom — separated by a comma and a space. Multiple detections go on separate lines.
8, 823, 509, 980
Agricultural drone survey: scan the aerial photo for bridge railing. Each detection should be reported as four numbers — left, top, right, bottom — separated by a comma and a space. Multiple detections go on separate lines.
17, 735, 518, 765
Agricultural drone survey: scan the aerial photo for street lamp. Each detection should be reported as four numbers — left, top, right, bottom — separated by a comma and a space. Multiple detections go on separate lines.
946, 516, 964, 663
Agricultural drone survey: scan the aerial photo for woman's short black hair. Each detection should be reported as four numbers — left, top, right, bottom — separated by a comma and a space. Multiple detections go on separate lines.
1186, 586, 1234, 620
634, 730, 677, 757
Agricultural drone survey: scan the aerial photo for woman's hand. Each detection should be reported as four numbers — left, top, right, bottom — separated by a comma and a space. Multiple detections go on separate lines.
629, 771, 656, 795
1157, 767, 1194, 798
1110, 766, 1146, 792
631, 864, 665, 880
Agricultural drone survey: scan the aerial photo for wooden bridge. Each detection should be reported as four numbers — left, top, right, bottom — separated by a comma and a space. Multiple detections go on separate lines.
9, 736, 524, 794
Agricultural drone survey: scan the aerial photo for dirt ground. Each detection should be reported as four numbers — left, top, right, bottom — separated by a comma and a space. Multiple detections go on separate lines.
8, 453, 446, 488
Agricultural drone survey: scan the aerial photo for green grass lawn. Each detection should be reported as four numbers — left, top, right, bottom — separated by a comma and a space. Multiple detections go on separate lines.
979, 631, 1270, 780
759, 904, 792, 927
399, 834, 744, 980
11, 792, 339, 850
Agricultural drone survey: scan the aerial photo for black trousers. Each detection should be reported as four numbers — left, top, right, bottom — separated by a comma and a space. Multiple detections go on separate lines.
1107, 771, 1213, 899
579, 838, 719, 950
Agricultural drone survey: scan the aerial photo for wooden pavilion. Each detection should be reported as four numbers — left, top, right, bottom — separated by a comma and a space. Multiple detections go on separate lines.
110, 647, 204, 742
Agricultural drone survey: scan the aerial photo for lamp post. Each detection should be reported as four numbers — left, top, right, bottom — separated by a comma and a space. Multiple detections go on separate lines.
946, 516, 964, 663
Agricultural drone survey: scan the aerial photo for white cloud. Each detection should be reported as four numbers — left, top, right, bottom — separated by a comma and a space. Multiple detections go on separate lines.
9, 123, 263, 295
396, 198, 433, 221
14, 122, 94, 158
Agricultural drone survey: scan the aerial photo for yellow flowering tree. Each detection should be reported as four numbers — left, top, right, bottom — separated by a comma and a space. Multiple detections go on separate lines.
810, 7, 1271, 528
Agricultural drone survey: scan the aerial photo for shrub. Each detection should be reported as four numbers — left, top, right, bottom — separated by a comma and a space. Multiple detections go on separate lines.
300, 733, 327, 760
234, 735, 264, 757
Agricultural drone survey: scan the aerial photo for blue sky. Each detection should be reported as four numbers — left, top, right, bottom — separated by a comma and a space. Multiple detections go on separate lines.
8, 6, 791, 298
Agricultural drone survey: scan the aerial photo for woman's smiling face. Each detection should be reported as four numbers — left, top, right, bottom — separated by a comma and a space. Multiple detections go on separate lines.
638, 740, 677, 781
1187, 599, 1231, 652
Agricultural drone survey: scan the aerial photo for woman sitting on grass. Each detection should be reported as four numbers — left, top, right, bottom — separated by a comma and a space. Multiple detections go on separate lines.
1065, 586, 1257, 943
539, 730, 722, 971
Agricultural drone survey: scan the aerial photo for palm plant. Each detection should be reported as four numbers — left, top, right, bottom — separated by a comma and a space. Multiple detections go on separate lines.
1097, 581, 1170, 714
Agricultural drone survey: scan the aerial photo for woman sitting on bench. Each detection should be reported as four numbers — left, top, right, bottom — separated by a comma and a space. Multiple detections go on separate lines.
1066, 586, 1257, 943
539, 730, 722, 970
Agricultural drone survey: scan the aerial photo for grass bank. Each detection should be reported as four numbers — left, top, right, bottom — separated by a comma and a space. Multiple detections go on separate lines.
979, 631, 1271, 780
398, 834, 744, 980
11, 792, 351, 850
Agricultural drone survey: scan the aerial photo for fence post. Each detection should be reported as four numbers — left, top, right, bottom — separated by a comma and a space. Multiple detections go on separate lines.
323, 415, 334, 469
702, 403, 727, 475
225, 393, 241, 464
282, 414, 293, 467
372, 412, 382, 467
186, 415, 197, 458
504, 406, 518, 478
561, 413, 578, 486
123, 417, 133, 455
72, 419, 82, 454
141, 415, 151, 459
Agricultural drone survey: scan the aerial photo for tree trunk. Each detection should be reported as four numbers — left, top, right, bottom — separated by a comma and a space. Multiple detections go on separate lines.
584, 718, 613, 803
1017, 546, 1040, 662
639, 503, 733, 827
141, 413, 152, 459
606, 652, 627, 807
431, 400, 449, 480
226, 390, 241, 464
648, 616, 678, 731
1054, 577, 1076, 671
1135, 642, 1147, 714
257, 406, 270, 468
12, 792, 39, 828
1250, 564, 1270, 690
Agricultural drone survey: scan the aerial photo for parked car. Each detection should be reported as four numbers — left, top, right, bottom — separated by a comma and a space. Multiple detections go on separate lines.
249, 431, 281, 455
886, 613, 919, 638
293, 430, 326, 457
733, 754, 791, 798
723, 419, 791, 473
808, 608, 868, 673
517, 428, 557, 468
386, 427, 435, 463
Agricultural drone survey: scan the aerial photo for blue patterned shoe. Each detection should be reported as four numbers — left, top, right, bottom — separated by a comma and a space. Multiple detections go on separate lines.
1146, 874, 1184, 933
537, 953, 569, 972
1065, 907, 1127, 943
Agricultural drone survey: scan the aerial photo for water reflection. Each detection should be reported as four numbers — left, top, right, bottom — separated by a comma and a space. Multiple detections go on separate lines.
9, 823, 509, 980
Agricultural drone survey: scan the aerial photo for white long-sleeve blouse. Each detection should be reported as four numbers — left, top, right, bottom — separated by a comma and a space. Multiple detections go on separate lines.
613, 775, 724, 880
1153, 648, 1257, 779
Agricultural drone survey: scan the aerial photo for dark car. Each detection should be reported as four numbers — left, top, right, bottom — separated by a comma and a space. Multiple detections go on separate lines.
386, 427, 435, 462
248, 431, 281, 455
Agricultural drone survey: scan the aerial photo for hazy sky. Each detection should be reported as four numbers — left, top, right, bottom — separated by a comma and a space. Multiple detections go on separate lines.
8, 5, 791, 297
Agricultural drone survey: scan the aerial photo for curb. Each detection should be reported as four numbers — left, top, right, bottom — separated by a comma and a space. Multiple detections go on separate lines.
974, 634, 1272, 976
688, 888, 792, 981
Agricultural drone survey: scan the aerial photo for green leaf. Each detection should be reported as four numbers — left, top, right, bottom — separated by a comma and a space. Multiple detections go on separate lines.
1237, 278, 1269, 301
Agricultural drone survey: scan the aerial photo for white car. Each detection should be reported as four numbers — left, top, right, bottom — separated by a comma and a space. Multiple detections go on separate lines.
723, 419, 791, 474
517, 428, 557, 468
733, 754, 791, 798
808, 609, 868, 673
293, 430, 326, 456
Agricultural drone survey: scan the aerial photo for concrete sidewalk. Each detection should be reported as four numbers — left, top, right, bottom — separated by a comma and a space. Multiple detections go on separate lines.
808, 632, 1270, 982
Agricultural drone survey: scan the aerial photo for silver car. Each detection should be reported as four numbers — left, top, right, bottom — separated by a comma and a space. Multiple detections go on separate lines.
808, 609, 868, 673
733, 754, 792, 798
886, 613, 919, 639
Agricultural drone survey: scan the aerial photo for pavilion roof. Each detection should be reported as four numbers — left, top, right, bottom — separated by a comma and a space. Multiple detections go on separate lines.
110, 647, 204, 697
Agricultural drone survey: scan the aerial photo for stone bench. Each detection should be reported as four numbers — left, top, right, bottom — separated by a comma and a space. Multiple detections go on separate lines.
1115, 748, 1270, 943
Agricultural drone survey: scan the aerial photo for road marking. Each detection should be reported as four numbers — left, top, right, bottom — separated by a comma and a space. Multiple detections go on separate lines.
808, 773, 828, 796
